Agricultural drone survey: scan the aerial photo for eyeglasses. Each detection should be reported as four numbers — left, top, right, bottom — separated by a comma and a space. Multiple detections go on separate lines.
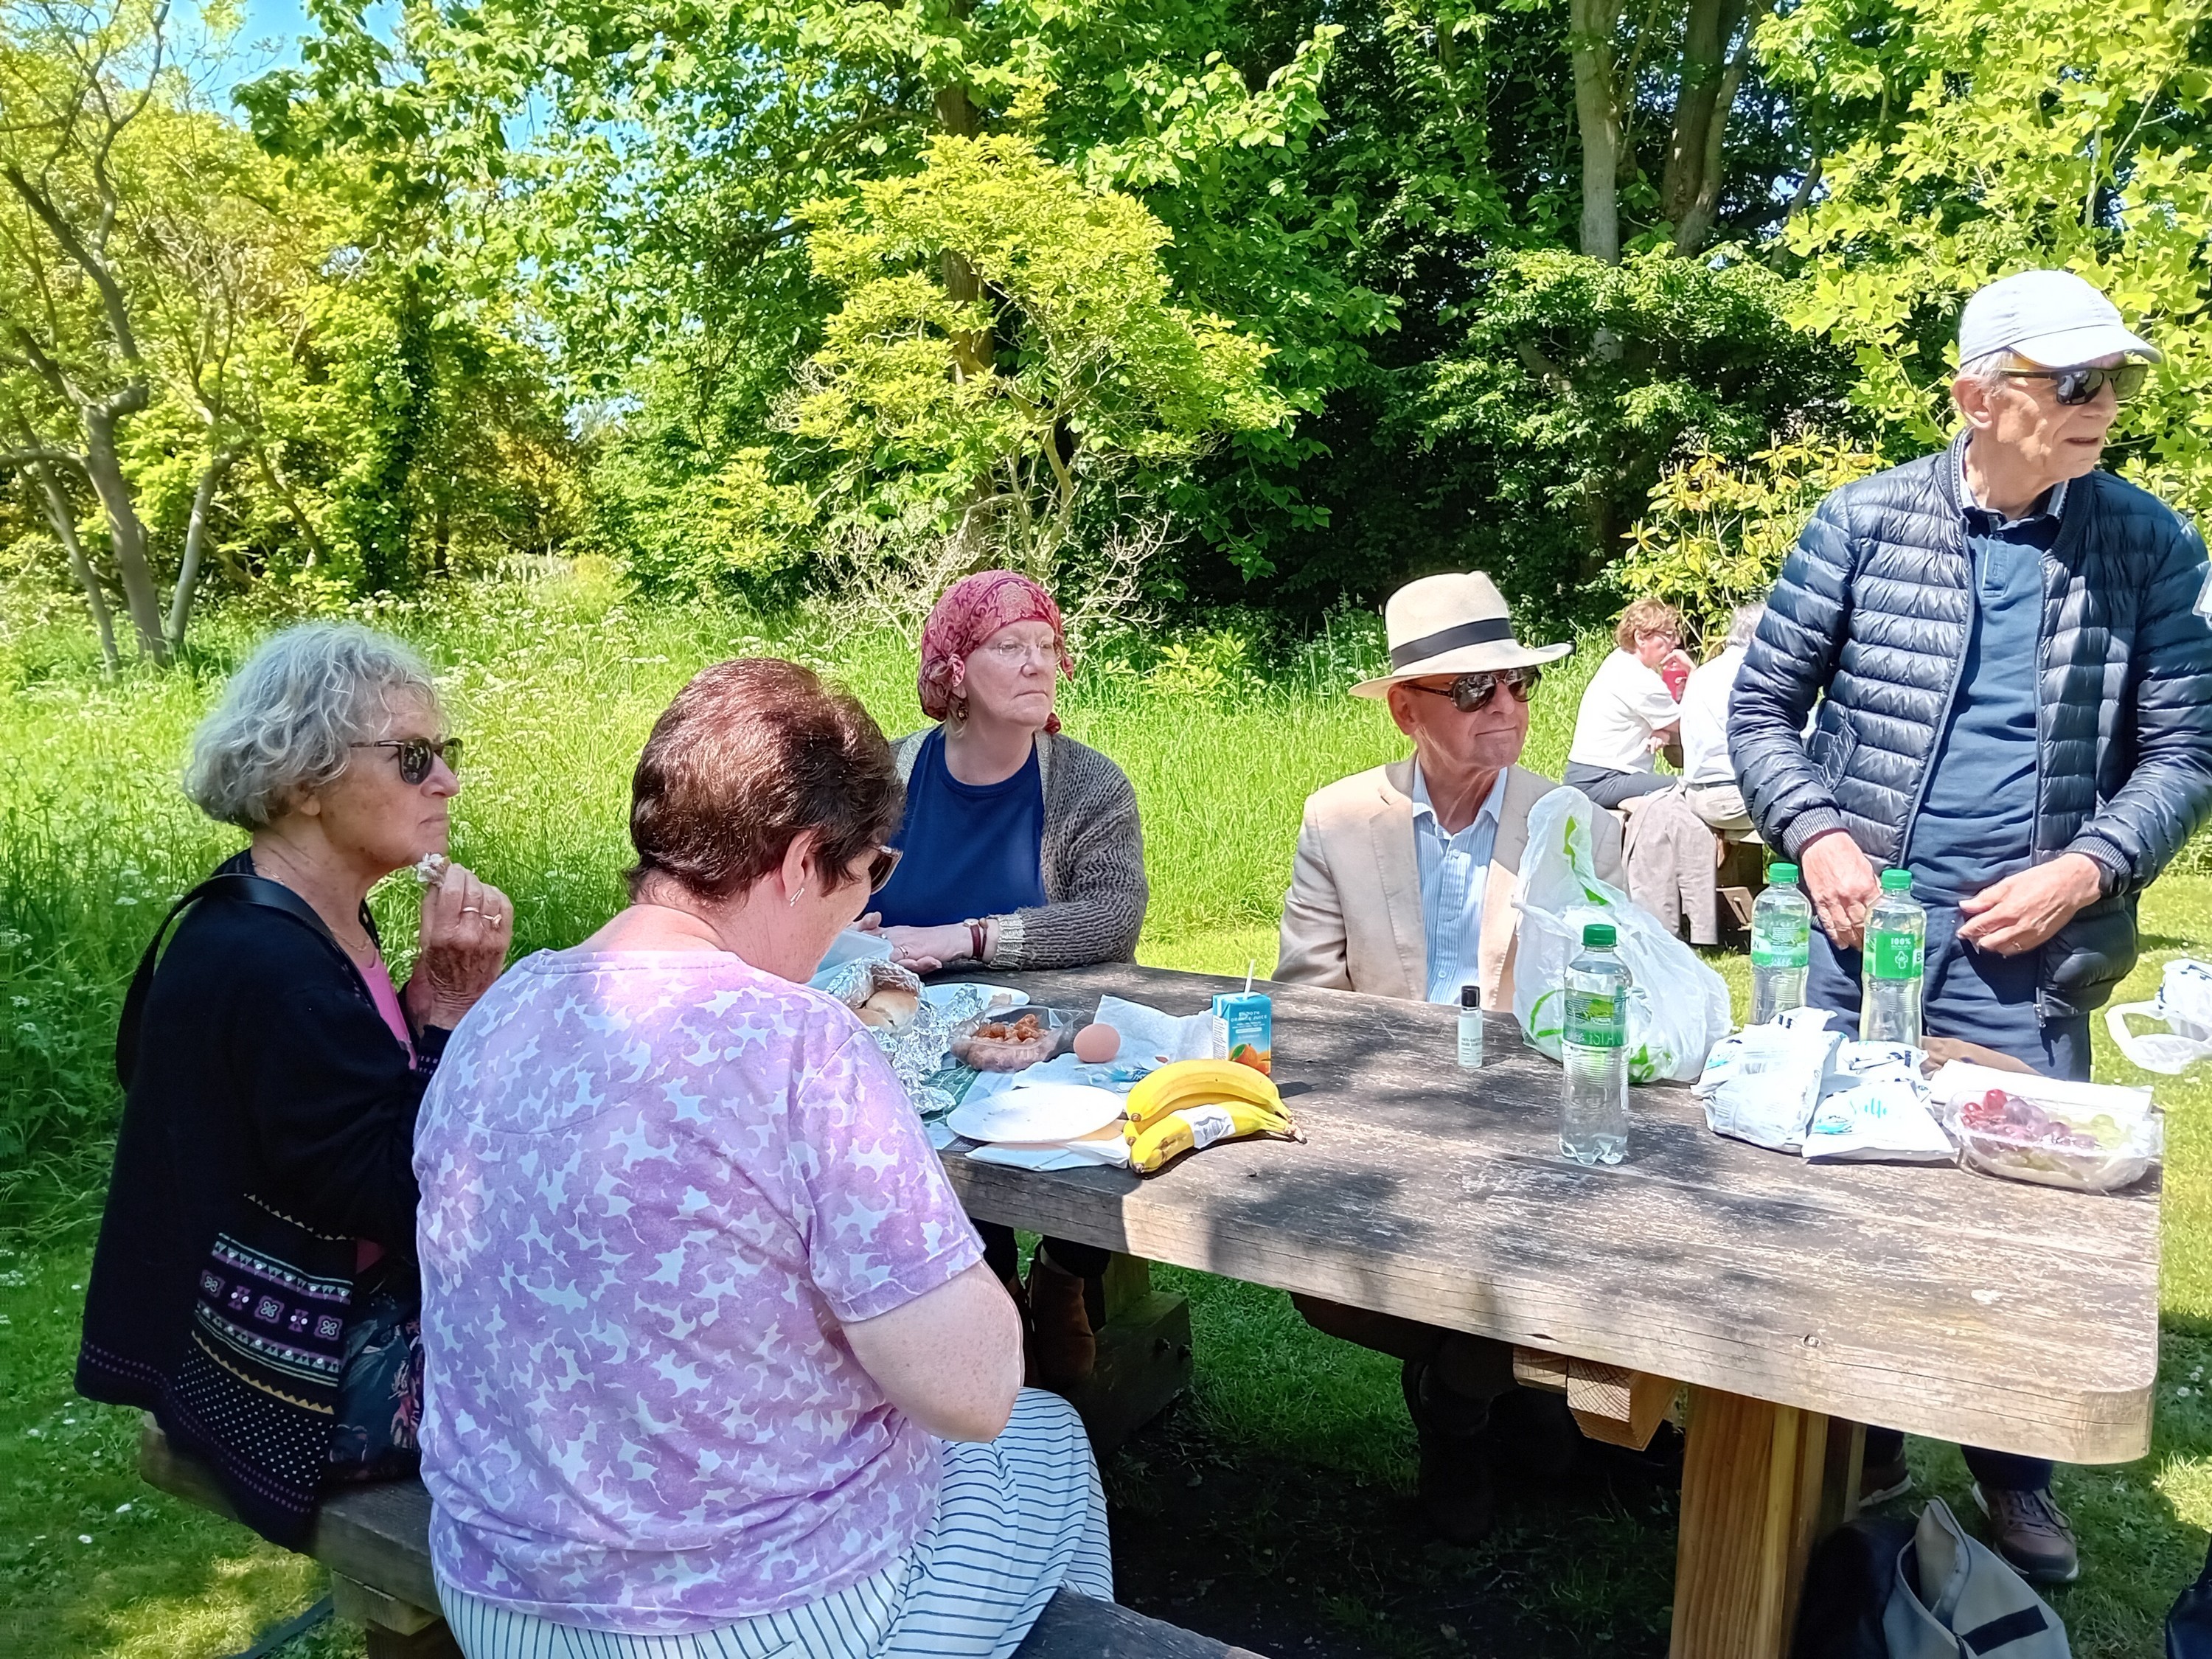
1410, 667, 1543, 713
2001, 361, 2149, 406
865, 846, 903, 893
350, 737, 462, 785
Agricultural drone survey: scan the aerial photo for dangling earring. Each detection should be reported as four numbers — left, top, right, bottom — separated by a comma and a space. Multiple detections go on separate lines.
789, 886, 804, 908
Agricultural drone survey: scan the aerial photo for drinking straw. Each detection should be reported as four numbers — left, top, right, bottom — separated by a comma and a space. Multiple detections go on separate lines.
1245, 959, 1256, 994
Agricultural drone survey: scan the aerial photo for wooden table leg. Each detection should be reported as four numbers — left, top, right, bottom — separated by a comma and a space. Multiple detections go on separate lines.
1062, 1254, 1193, 1454
1669, 1388, 1850, 1659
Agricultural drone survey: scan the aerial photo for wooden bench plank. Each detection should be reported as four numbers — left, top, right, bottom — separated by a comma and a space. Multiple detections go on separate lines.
139, 1425, 1259, 1657
939, 964, 2159, 1465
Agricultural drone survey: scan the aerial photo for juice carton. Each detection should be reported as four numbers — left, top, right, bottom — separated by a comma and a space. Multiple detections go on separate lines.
1211, 991, 1273, 1076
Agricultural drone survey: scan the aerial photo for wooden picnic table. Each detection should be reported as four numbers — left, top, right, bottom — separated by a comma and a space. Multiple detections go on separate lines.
937, 961, 2162, 1659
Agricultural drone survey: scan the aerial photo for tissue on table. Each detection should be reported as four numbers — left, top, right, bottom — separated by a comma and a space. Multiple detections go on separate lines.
1802, 1041, 1950, 1163
1694, 1006, 1842, 1153
1091, 995, 1216, 1068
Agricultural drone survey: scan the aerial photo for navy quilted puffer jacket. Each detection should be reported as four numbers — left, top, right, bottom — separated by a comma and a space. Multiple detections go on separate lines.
1729, 437, 2212, 1015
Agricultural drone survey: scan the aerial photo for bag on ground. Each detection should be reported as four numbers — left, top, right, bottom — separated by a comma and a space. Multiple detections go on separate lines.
1882, 1498, 2070, 1658
2167, 1533, 2212, 1658
2105, 959, 2212, 1074
1512, 787, 1733, 1083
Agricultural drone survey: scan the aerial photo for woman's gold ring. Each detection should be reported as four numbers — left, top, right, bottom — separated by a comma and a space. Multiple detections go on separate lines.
462, 905, 481, 915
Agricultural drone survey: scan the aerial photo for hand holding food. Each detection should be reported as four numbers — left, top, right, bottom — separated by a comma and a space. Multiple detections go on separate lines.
406, 862, 512, 1030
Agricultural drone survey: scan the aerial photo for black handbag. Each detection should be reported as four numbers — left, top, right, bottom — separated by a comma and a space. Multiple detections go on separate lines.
120, 872, 421, 1483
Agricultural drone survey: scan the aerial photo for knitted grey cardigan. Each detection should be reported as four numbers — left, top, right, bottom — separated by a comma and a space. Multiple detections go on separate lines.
890, 728, 1148, 970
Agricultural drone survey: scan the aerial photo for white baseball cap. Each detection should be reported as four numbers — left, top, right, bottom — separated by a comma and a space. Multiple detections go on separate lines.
1958, 269, 2160, 367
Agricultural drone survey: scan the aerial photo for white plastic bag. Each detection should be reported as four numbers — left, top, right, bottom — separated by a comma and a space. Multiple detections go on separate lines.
2104, 958, 2212, 1074
1512, 787, 1735, 1083
1803, 1040, 1952, 1164
1694, 1007, 1842, 1152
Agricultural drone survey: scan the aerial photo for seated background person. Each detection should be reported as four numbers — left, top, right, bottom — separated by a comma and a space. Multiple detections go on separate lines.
1565, 599, 1695, 807
865, 568, 1148, 1394
79, 623, 509, 1546
1276, 571, 1627, 1545
416, 658, 1110, 1658
1677, 602, 1765, 834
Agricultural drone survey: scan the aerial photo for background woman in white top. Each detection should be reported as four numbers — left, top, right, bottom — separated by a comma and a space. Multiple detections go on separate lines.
1563, 598, 1694, 807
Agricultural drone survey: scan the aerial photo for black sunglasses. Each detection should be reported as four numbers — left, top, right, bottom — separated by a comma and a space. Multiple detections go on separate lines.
2001, 361, 2149, 406
866, 846, 903, 893
351, 737, 462, 786
1410, 667, 1543, 713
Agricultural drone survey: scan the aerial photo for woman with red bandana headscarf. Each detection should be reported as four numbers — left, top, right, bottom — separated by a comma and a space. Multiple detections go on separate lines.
862, 569, 1148, 1393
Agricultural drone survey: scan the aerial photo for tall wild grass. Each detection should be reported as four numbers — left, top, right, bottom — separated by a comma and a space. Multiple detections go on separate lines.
0, 571, 1610, 1228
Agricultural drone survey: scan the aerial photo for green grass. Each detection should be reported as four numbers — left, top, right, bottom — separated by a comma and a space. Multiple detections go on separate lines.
1, 573, 2208, 1657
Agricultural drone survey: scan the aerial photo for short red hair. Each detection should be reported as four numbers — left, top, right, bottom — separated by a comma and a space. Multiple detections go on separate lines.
627, 658, 902, 902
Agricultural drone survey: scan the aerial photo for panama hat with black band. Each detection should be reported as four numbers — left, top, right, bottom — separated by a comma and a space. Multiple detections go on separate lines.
1351, 571, 1573, 698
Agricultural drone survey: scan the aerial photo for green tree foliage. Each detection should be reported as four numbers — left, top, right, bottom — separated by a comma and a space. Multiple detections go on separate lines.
1772, 0, 2212, 503
0, 0, 584, 664
785, 133, 1286, 571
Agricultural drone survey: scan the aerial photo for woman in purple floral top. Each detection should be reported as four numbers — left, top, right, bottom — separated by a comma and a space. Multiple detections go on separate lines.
414, 660, 1111, 1658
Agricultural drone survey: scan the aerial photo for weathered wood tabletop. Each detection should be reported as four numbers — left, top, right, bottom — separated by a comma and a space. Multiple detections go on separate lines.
936, 961, 2161, 1659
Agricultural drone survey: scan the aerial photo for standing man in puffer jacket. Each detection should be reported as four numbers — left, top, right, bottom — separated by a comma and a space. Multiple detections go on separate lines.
1730, 268, 2212, 1585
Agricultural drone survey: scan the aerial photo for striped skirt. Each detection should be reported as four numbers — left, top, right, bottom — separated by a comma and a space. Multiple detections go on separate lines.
438, 1389, 1113, 1659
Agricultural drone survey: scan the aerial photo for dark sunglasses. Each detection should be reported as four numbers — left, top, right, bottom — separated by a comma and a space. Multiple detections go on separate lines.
2001, 361, 2149, 406
1411, 667, 1543, 713
865, 846, 903, 893
351, 737, 462, 785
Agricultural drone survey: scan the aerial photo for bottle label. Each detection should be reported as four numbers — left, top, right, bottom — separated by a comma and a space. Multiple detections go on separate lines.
1750, 943, 1809, 969
1868, 930, 1923, 980
1563, 990, 1625, 1048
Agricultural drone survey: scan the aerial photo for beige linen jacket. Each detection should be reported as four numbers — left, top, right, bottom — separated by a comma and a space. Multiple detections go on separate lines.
1274, 760, 1627, 1008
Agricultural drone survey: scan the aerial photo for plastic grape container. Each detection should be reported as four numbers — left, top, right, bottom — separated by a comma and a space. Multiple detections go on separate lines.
1942, 1085, 2163, 1194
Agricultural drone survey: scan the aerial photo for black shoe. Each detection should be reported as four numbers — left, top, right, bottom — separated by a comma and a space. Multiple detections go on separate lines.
1488, 1385, 1581, 1484
1403, 1357, 1497, 1546
1859, 1450, 1913, 1507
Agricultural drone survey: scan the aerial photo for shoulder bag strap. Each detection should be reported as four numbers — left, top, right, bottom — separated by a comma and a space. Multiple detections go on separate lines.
114, 872, 347, 1090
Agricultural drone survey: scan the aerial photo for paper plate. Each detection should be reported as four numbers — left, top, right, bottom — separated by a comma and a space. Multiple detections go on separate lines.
947, 1082, 1125, 1145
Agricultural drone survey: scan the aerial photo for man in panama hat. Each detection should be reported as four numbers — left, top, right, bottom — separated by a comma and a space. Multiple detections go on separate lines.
1275, 570, 1627, 1544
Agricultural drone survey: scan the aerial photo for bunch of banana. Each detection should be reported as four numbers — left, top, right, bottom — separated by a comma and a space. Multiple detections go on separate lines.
1123, 1059, 1301, 1175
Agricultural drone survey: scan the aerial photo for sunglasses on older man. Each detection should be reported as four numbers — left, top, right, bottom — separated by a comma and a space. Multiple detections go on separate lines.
351, 737, 462, 785
1411, 667, 1543, 713
2001, 361, 2149, 406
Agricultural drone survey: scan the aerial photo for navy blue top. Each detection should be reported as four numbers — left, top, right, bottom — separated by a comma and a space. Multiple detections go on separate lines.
872, 728, 1047, 928
1904, 467, 2063, 904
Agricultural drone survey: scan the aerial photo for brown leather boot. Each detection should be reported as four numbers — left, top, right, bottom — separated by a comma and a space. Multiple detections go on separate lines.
1025, 1250, 1097, 1394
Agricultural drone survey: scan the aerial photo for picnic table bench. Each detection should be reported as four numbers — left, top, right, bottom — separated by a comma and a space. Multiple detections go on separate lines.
947, 961, 2160, 1659
138, 1425, 1267, 1658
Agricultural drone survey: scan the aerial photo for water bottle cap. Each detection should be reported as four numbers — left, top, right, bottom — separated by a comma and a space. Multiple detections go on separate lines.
1879, 869, 1913, 892
1582, 922, 1617, 948
1460, 984, 1481, 1009
1768, 863, 1798, 884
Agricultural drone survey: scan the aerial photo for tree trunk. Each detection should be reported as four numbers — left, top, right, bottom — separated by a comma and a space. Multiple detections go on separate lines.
254, 441, 330, 563
167, 443, 240, 650
1672, 0, 1765, 254
1570, 0, 1624, 262
27, 456, 119, 675
1663, 0, 1733, 231
82, 406, 166, 663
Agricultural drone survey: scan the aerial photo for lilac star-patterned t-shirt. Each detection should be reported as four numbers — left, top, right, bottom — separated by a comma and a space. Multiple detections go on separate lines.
413, 948, 984, 1635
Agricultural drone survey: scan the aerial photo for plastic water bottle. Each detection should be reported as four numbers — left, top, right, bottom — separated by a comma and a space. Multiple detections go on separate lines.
1750, 863, 1812, 1024
1560, 922, 1630, 1166
1860, 869, 1926, 1046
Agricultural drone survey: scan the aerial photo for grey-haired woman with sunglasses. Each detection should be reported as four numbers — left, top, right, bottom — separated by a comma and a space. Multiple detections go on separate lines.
77, 622, 510, 1546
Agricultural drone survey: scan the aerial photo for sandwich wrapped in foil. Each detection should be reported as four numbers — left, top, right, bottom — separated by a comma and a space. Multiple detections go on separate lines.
817, 958, 957, 1115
